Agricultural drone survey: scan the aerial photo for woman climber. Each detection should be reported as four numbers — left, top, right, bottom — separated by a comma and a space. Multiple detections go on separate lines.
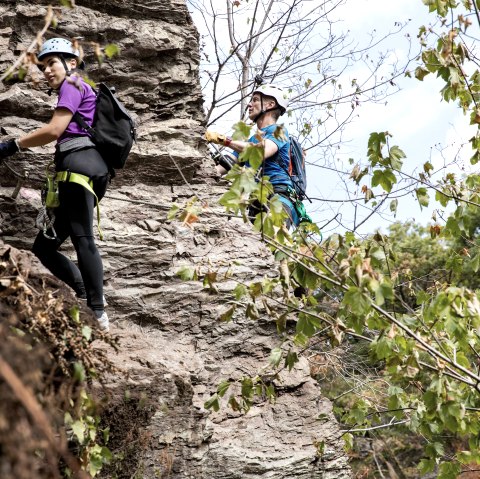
0, 38, 110, 330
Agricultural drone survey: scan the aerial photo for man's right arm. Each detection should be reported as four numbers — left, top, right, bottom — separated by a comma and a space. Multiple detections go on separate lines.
205, 129, 278, 172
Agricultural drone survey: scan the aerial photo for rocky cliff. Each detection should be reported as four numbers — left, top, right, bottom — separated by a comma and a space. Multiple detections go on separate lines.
0, 1, 351, 477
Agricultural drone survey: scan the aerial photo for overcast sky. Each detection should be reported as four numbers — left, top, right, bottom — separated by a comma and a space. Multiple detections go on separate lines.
313, 0, 475, 234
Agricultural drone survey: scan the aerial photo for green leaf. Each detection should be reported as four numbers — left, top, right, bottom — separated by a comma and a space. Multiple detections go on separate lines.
343, 287, 371, 316
73, 362, 86, 382
424, 161, 434, 174
471, 253, 480, 273
87, 444, 111, 476
374, 337, 393, 359
292, 264, 319, 290
416, 187, 430, 208
204, 394, 220, 411
296, 313, 321, 337
269, 347, 282, 367
471, 150, 480, 165
367, 132, 388, 165
104, 44, 120, 59
418, 458, 436, 475
70, 305, 80, 323
276, 313, 287, 333
167, 204, 180, 220
371, 169, 397, 192
246, 302, 259, 320
438, 461, 461, 479
177, 266, 196, 281
241, 143, 264, 170
389, 145, 406, 170
219, 305, 236, 322
233, 283, 247, 300
315, 440, 325, 456
374, 281, 394, 306
435, 190, 451, 207
219, 188, 243, 212
422, 48, 441, 72
390, 198, 398, 214
82, 325, 92, 341
232, 121, 252, 141
265, 384, 276, 401
369, 245, 387, 265
284, 350, 298, 371
415, 66, 431, 80
217, 380, 231, 398
448, 66, 461, 88
71, 420, 86, 443
228, 396, 240, 411
343, 433, 354, 451
241, 377, 254, 401
425, 442, 445, 458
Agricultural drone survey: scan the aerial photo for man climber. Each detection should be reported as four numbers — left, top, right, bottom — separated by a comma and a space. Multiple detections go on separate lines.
205, 83, 300, 228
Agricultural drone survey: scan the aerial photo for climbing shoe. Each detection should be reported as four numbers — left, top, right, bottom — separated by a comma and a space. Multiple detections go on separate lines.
94, 310, 109, 332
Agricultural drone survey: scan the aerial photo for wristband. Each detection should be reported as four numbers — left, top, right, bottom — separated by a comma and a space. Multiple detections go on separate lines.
223, 136, 232, 147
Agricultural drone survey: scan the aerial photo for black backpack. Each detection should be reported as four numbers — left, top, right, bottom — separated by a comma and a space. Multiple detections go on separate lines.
73, 83, 136, 171
286, 136, 308, 201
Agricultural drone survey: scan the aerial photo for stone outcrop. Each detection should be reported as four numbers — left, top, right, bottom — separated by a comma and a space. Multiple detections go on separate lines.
0, 1, 351, 477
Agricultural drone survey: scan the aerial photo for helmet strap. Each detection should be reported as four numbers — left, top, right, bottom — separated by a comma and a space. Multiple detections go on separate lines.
252, 95, 265, 123
58, 55, 72, 76
252, 96, 281, 123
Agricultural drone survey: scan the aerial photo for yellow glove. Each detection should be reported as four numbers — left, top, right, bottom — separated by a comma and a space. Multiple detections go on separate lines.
205, 130, 227, 145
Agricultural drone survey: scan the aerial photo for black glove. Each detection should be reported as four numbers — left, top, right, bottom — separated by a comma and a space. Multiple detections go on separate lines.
0, 139, 19, 161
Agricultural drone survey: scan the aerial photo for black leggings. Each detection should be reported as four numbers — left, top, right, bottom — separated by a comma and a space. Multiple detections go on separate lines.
32, 147, 108, 311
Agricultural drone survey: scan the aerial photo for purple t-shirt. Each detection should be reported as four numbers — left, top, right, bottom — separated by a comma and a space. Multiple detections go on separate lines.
56, 76, 96, 143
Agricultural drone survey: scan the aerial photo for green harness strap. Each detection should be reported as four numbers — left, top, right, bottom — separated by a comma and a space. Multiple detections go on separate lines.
55, 170, 103, 240
294, 199, 312, 224
284, 186, 312, 224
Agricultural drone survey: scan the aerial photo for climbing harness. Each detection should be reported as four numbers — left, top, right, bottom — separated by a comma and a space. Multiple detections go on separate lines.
36, 206, 57, 240
43, 165, 60, 208
275, 185, 312, 224
293, 197, 312, 224
37, 162, 103, 240
37, 163, 60, 240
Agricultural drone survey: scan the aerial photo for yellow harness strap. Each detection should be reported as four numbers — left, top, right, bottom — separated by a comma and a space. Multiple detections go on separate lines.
55, 171, 103, 240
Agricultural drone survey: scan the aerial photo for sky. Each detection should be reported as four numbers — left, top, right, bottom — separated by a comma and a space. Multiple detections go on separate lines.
189, 0, 477, 236
310, 0, 476, 234
316, 0, 476, 235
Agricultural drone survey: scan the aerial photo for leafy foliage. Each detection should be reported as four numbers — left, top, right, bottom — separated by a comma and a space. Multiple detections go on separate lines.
171, 1, 480, 476
173, 125, 480, 477
0, 243, 116, 478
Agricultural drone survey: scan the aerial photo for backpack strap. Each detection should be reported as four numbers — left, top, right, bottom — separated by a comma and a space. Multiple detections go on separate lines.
55, 170, 103, 240
72, 112, 95, 135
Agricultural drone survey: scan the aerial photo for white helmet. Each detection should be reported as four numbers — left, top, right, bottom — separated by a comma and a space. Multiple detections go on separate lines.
37, 38, 84, 68
253, 84, 289, 114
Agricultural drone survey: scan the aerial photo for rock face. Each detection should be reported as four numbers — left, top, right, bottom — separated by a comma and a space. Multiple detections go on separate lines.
0, 1, 351, 478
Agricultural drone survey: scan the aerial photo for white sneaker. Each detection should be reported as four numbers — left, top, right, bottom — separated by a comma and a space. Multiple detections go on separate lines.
94, 311, 110, 332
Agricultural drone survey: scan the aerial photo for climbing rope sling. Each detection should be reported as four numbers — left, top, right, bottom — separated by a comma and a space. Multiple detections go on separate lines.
37, 162, 103, 240
272, 184, 312, 225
